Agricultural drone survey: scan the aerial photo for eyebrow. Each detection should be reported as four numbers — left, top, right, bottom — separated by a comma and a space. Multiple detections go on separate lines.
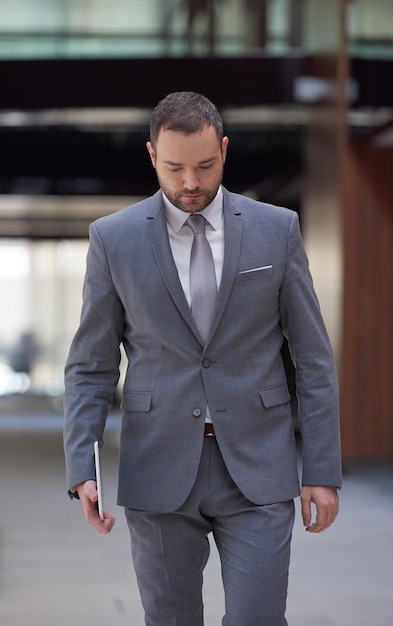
163, 156, 217, 167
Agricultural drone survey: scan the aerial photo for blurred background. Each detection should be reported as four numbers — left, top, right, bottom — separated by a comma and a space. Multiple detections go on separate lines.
0, 2, 392, 624
1, 0, 392, 463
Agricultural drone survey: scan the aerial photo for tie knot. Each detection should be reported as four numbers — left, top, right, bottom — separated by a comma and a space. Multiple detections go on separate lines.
187, 213, 206, 235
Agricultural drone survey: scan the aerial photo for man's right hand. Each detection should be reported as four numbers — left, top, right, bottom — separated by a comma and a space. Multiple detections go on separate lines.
76, 480, 116, 534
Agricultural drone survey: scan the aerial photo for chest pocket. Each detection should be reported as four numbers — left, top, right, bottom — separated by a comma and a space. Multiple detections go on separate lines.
236, 266, 274, 283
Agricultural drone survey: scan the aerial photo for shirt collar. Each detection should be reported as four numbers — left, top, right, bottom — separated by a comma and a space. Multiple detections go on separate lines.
163, 186, 223, 233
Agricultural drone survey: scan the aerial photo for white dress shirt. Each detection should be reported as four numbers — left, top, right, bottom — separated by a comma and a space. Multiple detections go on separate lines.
163, 186, 224, 307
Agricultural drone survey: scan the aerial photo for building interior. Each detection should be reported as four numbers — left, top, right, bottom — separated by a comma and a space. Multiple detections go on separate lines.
1, 0, 393, 464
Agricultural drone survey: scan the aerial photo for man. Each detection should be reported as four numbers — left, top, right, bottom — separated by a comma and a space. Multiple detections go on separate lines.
64, 91, 341, 626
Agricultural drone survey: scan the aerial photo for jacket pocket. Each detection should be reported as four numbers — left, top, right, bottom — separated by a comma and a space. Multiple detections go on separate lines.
121, 391, 152, 412
260, 383, 291, 408
236, 266, 274, 282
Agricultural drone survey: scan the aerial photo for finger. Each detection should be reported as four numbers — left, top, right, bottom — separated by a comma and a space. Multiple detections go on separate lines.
101, 512, 116, 534
83, 480, 99, 502
300, 492, 312, 528
85, 505, 116, 534
77, 481, 116, 533
306, 514, 327, 533
306, 503, 338, 533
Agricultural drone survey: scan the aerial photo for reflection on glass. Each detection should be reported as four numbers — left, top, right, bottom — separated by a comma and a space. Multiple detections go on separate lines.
0, 0, 392, 61
0, 0, 294, 60
348, 0, 393, 59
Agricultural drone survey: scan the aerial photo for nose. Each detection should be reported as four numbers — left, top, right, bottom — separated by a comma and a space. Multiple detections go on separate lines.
183, 169, 199, 190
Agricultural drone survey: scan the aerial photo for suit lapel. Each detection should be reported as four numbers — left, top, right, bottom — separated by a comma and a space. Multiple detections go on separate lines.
207, 190, 243, 341
146, 193, 200, 339
146, 189, 243, 346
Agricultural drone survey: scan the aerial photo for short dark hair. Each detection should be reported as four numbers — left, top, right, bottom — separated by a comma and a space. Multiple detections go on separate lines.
149, 92, 224, 147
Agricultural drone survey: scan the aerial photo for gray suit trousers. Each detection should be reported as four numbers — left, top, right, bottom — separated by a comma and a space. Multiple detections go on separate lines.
125, 437, 295, 626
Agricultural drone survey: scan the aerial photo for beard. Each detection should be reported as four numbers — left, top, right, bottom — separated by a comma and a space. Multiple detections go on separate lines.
163, 188, 218, 213
157, 168, 224, 214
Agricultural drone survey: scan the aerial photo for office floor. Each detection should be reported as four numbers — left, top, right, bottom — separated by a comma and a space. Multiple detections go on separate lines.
0, 413, 392, 626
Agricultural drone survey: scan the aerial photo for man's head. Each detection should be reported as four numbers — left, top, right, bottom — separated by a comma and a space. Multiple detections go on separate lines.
147, 92, 228, 213
149, 91, 224, 149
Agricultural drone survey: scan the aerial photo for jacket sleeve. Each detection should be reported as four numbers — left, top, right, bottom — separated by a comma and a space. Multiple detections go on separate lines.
63, 221, 125, 492
279, 212, 342, 488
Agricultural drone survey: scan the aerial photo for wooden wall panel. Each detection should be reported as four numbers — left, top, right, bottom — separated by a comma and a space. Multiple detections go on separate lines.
301, 0, 348, 365
341, 140, 393, 459
301, 0, 393, 460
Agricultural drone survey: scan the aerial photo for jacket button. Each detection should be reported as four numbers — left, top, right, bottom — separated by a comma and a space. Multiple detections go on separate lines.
202, 358, 211, 368
192, 408, 202, 417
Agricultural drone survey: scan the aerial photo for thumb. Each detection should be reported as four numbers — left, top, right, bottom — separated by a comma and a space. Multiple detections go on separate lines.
300, 487, 312, 528
80, 480, 98, 503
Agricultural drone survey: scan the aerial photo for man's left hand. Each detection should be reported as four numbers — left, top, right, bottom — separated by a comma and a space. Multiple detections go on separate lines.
301, 485, 339, 533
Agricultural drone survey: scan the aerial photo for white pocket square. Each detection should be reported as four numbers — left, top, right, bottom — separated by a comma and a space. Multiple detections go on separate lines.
238, 265, 273, 274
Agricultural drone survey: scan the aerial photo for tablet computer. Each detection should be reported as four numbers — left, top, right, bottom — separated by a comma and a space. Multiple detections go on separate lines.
94, 441, 104, 521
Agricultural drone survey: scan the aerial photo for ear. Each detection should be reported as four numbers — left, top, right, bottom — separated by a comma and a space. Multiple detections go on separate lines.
146, 141, 156, 168
221, 136, 229, 163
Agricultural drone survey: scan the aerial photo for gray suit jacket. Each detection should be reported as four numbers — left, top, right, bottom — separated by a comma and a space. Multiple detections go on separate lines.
64, 187, 342, 511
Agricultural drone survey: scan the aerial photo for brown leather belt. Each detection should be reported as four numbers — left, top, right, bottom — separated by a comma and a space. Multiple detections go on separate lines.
204, 423, 215, 436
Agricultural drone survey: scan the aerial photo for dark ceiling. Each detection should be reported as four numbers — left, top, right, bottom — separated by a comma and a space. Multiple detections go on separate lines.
0, 55, 392, 237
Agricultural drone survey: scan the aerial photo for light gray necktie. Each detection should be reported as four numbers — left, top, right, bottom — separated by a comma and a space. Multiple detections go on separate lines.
188, 214, 217, 342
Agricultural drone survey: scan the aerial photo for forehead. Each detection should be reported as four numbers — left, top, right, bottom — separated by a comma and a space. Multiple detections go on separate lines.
155, 126, 221, 163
